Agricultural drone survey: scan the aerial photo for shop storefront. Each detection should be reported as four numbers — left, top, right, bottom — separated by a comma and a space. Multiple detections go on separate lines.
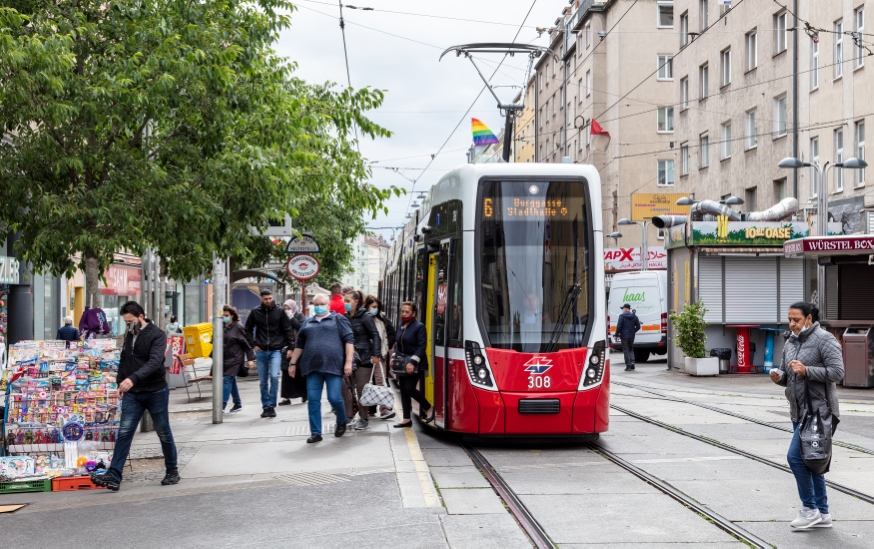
784, 234, 874, 388
666, 218, 841, 373
97, 262, 142, 336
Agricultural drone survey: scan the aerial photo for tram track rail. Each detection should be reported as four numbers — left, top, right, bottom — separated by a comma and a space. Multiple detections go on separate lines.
611, 403, 874, 506
462, 443, 555, 549
586, 442, 773, 549
613, 380, 874, 457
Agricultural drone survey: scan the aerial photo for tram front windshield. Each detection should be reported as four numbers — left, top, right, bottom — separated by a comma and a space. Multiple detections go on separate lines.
478, 180, 590, 353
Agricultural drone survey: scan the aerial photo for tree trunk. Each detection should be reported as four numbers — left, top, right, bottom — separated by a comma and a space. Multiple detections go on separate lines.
85, 253, 100, 309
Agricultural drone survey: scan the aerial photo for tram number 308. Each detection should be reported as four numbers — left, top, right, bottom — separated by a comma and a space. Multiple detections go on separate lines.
528, 376, 551, 389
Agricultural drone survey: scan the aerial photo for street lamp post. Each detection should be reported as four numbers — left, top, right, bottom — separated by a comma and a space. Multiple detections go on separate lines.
618, 219, 650, 271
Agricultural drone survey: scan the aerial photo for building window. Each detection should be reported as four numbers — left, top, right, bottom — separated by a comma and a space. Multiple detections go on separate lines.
835, 21, 844, 78
774, 178, 787, 200
681, 142, 689, 175
657, 227, 666, 240
539, 72, 543, 90
700, 133, 710, 167
721, 122, 732, 159
585, 20, 592, 48
578, 79, 582, 103
745, 187, 757, 212
835, 128, 844, 191
700, 63, 709, 99
657, 107, 675, 132
776, 11, 788, 53
579, 128, 584, 151
680, 12, 689, 47
773, 94, 787, 137
700, 0, 708, 30
553, 96, 557, 115
856, 120, 865, 186
810, 137, 820, 197
681, 77, 689, 109
586, 70, 592, 97
811, 39, 819, 90
657, 159, 675, 186
658, 1, 674, 28
746, 30, 757, 71
721, 48, 731, 86
745, 109, 757, 149
539, 108, 543, 128
657, 54, 674, 80
559, 86, 563, 110
857, 8, 865, 68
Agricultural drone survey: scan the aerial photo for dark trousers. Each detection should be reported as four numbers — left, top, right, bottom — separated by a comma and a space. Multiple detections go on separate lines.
399, 373, 431, 420
621, 337, 635, 367
109, 387, 178, 482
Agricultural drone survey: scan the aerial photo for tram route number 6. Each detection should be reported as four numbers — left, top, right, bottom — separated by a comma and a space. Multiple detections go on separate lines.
528, 375, 551, 388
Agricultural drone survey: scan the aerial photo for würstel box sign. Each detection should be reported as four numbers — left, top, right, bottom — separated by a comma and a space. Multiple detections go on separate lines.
784, 235, 874, 256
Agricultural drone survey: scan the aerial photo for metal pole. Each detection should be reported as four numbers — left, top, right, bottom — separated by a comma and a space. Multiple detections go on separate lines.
212, 253, 224, 424
640, 222, 649, 272
816, 164, 829, 314
792, 0, 799, 199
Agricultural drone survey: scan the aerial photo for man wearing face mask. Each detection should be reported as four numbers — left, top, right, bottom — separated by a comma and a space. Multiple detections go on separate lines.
91, 301, 178, 491
244, 289, 295, 418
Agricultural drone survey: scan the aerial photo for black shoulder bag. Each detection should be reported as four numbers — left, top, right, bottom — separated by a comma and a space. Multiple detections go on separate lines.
798, 347, 838, 475
390, 324, 414, 376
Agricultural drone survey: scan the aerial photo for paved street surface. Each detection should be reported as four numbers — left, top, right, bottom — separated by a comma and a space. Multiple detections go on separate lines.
3, 351, 874, 548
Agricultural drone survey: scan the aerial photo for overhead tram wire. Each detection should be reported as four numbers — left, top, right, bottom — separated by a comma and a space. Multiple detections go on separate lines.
399, 0, 542, 220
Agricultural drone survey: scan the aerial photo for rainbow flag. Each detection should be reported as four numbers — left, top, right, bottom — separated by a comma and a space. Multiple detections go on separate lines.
472, 118, 499, 147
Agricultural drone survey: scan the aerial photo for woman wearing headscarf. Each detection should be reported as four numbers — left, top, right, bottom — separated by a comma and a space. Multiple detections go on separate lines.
770, 301, 844, 530
279, 299, 308, 406
364, 295, 396, 419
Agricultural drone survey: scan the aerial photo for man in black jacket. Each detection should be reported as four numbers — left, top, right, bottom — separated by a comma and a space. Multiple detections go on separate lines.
91, 301, 178, 491
245, 289, 295, 418
616, 303, 641, 371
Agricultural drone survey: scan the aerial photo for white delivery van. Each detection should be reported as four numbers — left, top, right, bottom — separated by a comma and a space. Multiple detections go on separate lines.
607, 271, 668, 363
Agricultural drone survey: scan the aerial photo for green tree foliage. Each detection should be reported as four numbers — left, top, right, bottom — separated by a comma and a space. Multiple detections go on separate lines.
0, 0, 395, 301
669, 300, 708, 359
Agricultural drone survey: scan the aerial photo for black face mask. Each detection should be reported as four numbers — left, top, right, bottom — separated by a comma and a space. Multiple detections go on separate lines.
127, 321, 142, 336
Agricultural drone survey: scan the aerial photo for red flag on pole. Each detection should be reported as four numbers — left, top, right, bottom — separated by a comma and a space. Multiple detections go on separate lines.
590, 119, 611, 152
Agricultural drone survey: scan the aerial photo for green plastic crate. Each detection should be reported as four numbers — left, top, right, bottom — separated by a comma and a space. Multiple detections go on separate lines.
0, 478, 52, 494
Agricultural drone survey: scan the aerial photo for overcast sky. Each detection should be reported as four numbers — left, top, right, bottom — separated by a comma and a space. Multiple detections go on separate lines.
277, 0, 562, 240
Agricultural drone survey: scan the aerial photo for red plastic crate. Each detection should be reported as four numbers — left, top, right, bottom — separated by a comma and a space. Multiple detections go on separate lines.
51, 476, 101, 491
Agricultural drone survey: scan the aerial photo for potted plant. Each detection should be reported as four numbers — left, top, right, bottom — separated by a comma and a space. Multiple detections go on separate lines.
669, 300, 718, 376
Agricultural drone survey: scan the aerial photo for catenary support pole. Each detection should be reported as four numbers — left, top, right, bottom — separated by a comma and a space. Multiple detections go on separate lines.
212, 253, 224, 424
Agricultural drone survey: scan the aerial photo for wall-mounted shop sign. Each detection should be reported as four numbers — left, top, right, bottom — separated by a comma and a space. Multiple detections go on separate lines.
0, 256, 21, 284
666, 219, 843, 249
784, 235, 874, 257
604, 247, 667, 271
631, 193, 690, 221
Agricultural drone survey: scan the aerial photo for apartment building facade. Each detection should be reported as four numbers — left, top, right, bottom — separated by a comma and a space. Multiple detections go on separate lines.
514, 75, 537, 163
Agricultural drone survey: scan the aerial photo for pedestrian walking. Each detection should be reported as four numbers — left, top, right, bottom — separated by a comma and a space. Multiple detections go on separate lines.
279, 299, 307, 406
616, 303, 641, 371
342, 290, 381, 431
165, 315, 182, 335
56, 316, 80, 342
221, 305, 255, 413
329, 282, 346, 315
91, 301, 179, 491
770, 301, 844, 530
244, 289, 295, 418
288, 294, 355, 443
364, 295, 396, 419
392, 301, 433, 428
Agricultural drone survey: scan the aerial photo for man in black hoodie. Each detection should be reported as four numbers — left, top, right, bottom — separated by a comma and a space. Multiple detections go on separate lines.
616, 303, 641, 371
245, 289, 295, 418
91, 301, 178, 491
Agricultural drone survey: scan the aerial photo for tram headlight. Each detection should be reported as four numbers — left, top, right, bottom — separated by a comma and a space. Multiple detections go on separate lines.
473, 355, 484, 366
583, 340, 607, 388
477, 367, 488, 380
464, 340, 493, 388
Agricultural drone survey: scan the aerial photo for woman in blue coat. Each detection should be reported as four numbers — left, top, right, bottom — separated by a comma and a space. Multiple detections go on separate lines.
393, 301, 433, 427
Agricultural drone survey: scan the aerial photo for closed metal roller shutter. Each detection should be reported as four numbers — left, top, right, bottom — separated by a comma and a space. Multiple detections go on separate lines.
725, 257, 778, 323
779, 258, 804, 317
839, 264, 874, 320
825, 265, 839, 320
698, 256, 724, 323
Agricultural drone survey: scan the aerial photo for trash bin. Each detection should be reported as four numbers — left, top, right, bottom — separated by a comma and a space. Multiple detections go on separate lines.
710, 348, 732, 374
182, 322, 213, 359
843, 326, 874, 388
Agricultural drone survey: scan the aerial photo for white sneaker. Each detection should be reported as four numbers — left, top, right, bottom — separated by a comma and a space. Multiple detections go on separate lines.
354, 419, 370, 431
379, 409, 396, 420
790, 507, 823, 529
812, 513, 832, 528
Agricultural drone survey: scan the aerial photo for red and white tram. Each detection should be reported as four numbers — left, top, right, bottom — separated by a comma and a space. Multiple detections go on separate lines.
381, 163, 609, 437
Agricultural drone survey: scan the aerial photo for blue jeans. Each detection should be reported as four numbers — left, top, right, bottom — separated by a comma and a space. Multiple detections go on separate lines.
109, 387, 178, 482
256, 350, 282, 408
222, 375, 241, 408
306, 372, 347, 435
788, 422, 829, 514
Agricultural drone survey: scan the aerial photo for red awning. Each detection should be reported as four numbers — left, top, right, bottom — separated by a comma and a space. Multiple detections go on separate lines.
784, 235, 874, 258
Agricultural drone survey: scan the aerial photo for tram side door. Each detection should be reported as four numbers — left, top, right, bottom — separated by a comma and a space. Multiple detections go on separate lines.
424, 252, 437, 408
427, 241, 451, 426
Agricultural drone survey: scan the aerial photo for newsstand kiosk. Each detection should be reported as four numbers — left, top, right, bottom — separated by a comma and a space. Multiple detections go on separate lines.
783, 234, 874, 388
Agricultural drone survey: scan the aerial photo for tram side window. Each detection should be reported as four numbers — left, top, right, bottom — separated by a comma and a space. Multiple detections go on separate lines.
414, 251, 426, 320
447, 239, 463, 345
434, 242, 449, 347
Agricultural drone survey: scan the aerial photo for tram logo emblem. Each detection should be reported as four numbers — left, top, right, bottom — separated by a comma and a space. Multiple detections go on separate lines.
524, 357, 553, 374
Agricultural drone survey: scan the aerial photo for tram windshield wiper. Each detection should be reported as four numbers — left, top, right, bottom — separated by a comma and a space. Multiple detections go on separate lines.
545, 284, 581, 353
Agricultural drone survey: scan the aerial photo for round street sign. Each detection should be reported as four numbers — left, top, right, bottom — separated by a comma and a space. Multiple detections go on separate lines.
286, 254, 320, 281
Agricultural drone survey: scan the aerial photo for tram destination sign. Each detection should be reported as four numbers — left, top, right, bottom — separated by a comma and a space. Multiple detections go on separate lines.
483, 198, 570, 218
